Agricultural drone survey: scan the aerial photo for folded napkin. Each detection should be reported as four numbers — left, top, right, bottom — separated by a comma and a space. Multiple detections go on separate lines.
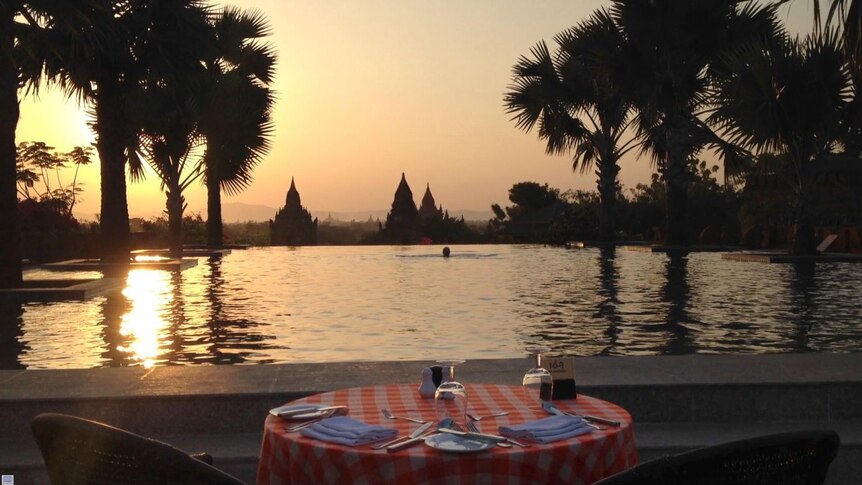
300, 416, 397, 446
498, 415, 592, 444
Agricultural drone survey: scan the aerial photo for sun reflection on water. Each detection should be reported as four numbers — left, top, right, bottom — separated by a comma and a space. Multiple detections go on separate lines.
117, 269, 173, 368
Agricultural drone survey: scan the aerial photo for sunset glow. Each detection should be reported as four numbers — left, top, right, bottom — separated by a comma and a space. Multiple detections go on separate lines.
15, 1, 814, 222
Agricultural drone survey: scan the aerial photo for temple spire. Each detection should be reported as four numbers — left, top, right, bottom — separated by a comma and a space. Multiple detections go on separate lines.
271, 177, 317, 246
419, 182, 442, 219
385, 172, 419, 243
286, 177, 301, 207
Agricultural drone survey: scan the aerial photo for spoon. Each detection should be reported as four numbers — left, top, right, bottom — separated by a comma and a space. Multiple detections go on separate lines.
467, 411, 509, 422
381, 408, 425, 424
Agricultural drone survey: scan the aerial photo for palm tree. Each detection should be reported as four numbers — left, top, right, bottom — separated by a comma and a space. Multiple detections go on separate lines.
199, 7, 276, 249
27, 1, 214, 268
131, 6, 271, 255
0, 0, 101, 287
126, 2, 215, 256
41, 0, 138, 267
133, 82, 205, 257
505, 10, 638, 243
709, 31, 851, 255
0, 1, 22, 288
781, 0, 861, 59
609, 0, 780, 245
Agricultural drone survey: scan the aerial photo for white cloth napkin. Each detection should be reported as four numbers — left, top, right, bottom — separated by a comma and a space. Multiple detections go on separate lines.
498, 415, 592, 444
300, 416, 397, 446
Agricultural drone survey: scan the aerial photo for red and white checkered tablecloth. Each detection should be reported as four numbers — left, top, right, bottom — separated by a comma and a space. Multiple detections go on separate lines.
257, 384, 637, 485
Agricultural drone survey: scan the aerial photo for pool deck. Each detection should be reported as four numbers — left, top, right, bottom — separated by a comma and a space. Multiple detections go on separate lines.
1, 353, 860, 484
0, 278, 123, 303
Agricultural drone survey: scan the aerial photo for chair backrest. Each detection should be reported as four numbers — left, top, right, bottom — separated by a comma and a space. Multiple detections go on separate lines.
31, 413, 246, 485
595, 429, 840, 485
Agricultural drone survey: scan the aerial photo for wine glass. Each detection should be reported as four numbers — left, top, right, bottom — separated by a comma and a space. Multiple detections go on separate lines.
522, 346, 553, 406
434, 359, 467, 429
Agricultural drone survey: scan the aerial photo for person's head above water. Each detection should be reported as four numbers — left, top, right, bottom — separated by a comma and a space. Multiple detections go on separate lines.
442, 247, 451, 257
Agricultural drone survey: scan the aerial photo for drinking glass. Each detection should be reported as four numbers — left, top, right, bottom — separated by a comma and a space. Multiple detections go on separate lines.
434, 359, 467, 428
522, 346, 553, 406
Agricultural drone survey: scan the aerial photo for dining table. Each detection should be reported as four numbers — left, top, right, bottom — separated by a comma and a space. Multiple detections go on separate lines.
257, 383, 637, 484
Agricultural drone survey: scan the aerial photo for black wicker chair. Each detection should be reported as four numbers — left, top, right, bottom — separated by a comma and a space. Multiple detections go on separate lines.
594, 429, 840, 485
31, 413, 245, 485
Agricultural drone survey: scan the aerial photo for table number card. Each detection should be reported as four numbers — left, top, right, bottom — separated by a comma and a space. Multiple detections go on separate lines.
545, 357, 577, 400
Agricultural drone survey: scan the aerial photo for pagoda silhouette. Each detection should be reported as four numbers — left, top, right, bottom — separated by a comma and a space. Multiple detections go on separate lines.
378, 173, 470, 244
270, 178, 318, 245
383, 173, 421, 243
419, 183, 444, 220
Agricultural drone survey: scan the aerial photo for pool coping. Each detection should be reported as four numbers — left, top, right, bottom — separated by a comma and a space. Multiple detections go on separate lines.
40, 258, 198, 272
2, 353, 860, 402
722, 251, 862, 263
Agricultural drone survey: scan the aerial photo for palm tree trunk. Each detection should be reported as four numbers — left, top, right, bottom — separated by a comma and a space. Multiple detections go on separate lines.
790, 177, 817, 256
95, 78, 130, 269
663, 130, 689, 247
205, 160, 223, 249
166, 188, 184, 258
665, 174, 689, 246
597, 159, 619, 244
0, 7, 23, 289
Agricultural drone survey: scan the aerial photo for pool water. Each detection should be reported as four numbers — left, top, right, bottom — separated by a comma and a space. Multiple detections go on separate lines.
2, 245, 861, 369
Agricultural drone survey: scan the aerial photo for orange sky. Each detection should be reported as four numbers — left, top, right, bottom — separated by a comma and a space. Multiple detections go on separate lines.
16, 1, 813, 221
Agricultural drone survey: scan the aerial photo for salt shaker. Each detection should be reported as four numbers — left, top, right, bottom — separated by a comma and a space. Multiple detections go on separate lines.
418, 367, 437, 398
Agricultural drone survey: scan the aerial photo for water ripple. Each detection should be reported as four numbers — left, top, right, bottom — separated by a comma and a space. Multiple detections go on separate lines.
3, 245, 862, 368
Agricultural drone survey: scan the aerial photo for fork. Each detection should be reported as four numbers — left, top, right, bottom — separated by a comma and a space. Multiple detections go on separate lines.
381, 408, 425, 424
286, 418, 323, 433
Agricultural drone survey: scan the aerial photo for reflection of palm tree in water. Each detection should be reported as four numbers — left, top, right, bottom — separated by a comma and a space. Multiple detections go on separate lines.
206, 256, 225, 322
659, 252, 695, 354
0, 302, 25, 369
203, 256, 243, 364
201, 255, 275, 365
788, 262, 816, 352
99, 291, 132, 366
596, 247, 622, 354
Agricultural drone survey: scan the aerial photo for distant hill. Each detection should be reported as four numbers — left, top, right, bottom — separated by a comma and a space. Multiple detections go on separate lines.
199, 203, 493, 223
312, 209, 493, 222
218, 202, 279, 222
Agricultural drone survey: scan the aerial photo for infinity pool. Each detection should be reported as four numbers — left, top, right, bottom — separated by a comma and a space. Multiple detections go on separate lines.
2, 245, 861, 369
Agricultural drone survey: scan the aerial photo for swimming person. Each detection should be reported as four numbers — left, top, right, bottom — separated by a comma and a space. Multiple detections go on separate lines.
442, 247, 451, 257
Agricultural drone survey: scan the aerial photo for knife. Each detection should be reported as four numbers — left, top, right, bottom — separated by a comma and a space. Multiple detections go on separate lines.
542, 401, 621, 427
274, 405, 348, 418
387, 419, 447, 452
376, 420, 434, 451
438, 428, 507, 444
